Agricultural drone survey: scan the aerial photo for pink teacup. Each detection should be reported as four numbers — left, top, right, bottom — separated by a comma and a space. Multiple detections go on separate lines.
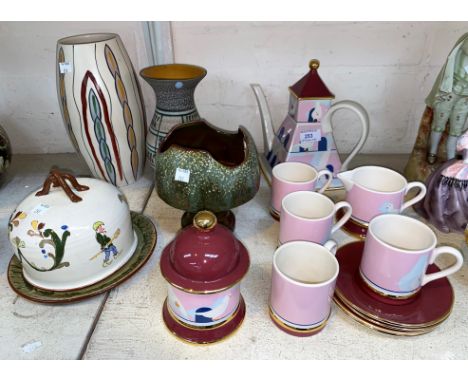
270, 240, 338, 335
360, 214, 464, 298
279, 191, 352, 245
337, 166, 426, 223
271, 162, 332, 219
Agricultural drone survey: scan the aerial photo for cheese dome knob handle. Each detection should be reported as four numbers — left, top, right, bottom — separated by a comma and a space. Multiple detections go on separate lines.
35, 169, 90, 202
193, 210, 217, 231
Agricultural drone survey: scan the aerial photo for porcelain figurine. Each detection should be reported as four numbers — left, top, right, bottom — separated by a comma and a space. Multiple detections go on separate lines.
405, 33, 468, 182
0, 124, 12, 185
140, 63, 206, 167
56, 33, 147, 186
251, 59, 369, 188
160, 211, 249, 344
155, 119, 260, 229
415, 131, 468, 233
8, 169, 137, 291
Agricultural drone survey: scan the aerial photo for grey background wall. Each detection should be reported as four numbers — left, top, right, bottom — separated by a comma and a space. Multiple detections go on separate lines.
1, 21, 468, 154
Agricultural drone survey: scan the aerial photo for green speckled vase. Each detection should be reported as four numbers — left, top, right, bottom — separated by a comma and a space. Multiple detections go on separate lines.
155, 119, 260, 227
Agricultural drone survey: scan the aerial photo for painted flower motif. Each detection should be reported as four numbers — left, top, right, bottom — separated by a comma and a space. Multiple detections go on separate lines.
27, 221, 46, 237
378, 202, 398, 214
12, 237, 25, 249
8, 211, 27, 231
61, 225, 68, 230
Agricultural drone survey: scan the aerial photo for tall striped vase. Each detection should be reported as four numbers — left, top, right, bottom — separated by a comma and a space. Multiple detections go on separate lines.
56, 33, 146, 186
140, 64, 206, 167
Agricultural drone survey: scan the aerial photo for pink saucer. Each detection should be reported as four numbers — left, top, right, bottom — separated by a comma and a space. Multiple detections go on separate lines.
335, 242, 454, 326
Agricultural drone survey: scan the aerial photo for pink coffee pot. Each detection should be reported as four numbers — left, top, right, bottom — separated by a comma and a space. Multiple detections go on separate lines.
251, 59, 369, 189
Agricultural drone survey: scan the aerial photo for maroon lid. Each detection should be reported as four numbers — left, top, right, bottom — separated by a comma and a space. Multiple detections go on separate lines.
160, 211, 250, 292
289, 59, 335, 99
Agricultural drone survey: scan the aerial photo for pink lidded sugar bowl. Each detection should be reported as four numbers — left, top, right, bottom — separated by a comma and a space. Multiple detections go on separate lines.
160, 210, 250, 344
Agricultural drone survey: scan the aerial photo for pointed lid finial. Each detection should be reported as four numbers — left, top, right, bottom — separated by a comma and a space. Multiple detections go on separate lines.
309, 59, 320, 70
289, 59, 335, 100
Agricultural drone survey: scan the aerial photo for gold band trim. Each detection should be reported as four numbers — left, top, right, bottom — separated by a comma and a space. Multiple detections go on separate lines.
269, 305, 329, 334
269, 207, 280, 220
359, 269, 421, 300
335, 296, 443, 333
166, 299, 241, 331
334, 297, 436, 336
334, 288, 453, 329
162, 298, 246, 346
163, 275, 244, 295
340, 226, 366, 241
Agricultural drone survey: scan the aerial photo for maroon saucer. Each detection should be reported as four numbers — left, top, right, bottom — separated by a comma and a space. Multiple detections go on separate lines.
162, 296, 246, 344
335, 209, 368, 240
334, 242, 454, 327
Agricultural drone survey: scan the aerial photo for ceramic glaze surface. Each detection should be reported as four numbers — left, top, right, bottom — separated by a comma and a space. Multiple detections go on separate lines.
169, 220, 240, 282
8, 176, 137, 291
279, 191, 351, 244
160, 211, 250, 292
0, 124, 12, 184
360, 215, 463, 297
335, 241, 454, 326
167, 284, 240, 327
8, 212, 156, 303
140, 64, 206, 167
338, 166, 426, 222
155, 120, 260, 213
270, 241, 338, 329
162, 296, 246, 344
57, 33, 146, 186
251, 61, 369, 188
271, 162, 332, 216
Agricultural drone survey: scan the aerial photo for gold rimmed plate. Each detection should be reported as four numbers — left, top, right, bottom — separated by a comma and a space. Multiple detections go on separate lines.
334, 296, 437, 336
334, 294, 442, 335
7, 212, 157, 304
334, 288, 452, 330
334, 241, 454, 329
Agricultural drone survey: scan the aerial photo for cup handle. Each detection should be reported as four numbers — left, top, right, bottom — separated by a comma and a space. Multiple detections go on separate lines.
316, 169, 333, 194
324, 240, 337, 255
400, 181, 427, 212
331, 201, 352, 234
421, 246, 464, 286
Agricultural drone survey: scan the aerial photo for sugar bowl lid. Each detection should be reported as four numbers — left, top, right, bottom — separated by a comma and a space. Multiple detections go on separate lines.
160, 211, 250, 293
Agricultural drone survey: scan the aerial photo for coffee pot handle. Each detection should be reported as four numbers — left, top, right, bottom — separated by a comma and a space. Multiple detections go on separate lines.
321, 100, 369, 171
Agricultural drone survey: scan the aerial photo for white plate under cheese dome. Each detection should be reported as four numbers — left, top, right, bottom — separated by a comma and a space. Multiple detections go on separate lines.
8, 170, 137, 291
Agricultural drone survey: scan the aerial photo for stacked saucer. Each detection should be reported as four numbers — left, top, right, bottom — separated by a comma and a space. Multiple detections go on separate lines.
333, 242, 454, 336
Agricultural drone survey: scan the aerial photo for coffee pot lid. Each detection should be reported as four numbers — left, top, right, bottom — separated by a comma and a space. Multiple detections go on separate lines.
160, 211, 250, 292
289, 59, 335, 99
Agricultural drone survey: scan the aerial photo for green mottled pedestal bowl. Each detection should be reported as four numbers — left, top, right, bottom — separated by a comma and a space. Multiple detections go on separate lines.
155, 120, 260, 229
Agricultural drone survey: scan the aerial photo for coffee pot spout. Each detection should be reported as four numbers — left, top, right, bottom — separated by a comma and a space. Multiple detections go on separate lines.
337, 170, 355, 191
250, 84, 275, 154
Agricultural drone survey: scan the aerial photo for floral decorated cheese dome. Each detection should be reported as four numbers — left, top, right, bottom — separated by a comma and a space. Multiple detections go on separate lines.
8, 169, 137, 291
